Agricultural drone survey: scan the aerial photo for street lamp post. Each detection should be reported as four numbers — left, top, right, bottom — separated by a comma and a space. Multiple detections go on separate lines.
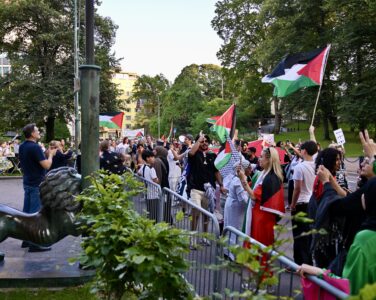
80, 0, 101, 188
73, 0, 80, 151
157, 94, 160, 138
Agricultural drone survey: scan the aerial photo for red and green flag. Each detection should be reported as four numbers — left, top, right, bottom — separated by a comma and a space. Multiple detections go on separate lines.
206, 115, 220, 125
214, 137, 241, 178
99, 112, 124, 129
166, 121, 173, 142
262, 45, 331, 97
214, 140, 232, 170
211, 104, 236, 143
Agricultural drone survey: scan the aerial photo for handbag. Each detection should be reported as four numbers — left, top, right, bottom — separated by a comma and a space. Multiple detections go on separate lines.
301, 270, 350, 300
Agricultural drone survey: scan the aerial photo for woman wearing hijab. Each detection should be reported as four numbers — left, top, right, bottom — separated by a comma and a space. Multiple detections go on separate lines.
308, 148, 348, 269
298, 176, 376, 295
224, 160, 252, 234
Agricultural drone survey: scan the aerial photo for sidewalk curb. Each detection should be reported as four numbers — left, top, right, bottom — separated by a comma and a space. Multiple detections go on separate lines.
0, 176, 22, 180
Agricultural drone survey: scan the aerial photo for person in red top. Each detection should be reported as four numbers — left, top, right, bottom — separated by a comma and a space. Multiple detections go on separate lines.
241, 147, 285, 246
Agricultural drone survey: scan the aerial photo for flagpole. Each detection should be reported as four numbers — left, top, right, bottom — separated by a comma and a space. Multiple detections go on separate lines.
310, 45, 331, 127
310, 83, 323, 127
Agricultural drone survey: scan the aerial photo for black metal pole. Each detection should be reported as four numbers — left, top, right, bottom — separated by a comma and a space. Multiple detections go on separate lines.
85, 0, 94, 64
80, 0, 100, 188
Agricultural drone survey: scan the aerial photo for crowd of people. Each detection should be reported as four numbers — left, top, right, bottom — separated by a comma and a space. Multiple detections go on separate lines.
11, 122, 376, 295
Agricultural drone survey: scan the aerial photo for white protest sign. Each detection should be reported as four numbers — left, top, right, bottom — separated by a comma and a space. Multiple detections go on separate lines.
123, 128, 144, 138
261, 133, 275, 145
333, 128, 346, 145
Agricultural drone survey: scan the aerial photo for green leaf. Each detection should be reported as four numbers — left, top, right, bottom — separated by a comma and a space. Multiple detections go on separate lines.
132, 255, 147, 264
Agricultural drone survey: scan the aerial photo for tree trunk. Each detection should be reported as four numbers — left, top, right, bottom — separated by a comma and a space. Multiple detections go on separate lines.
322, 116, 330, 140
329, 115, 338, 131
273, 98, 282, 134
45, 115, 55, 142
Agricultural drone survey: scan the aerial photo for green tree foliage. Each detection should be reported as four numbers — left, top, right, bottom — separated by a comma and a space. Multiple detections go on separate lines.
160, 64, 228, 136
0, 0, 120, 141
131, 74, 170, 135
324, 0, 376, 132
212, 0, 376, 137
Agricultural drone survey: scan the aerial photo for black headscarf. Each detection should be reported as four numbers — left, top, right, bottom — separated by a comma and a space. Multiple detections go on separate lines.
360, 177, 376, 231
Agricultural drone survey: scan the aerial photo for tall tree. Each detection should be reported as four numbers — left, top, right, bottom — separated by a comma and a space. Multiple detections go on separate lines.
212, 0, 336, 137
160, 64, 228, 135
0, 0, 120, 141
131, 74, 170, 135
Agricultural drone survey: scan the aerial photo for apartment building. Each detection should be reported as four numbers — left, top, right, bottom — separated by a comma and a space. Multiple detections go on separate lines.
112, 71, 139, 129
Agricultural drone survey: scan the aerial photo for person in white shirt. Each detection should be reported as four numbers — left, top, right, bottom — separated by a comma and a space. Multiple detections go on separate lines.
291, 140, 318, 265
13, 139, 20, 158
116, 137, 130, 155
167, 141, 182, 192
137, 150, 159, 220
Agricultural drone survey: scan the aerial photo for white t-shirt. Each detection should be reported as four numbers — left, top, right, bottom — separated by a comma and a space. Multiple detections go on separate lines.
137, 164, 158, 199
167, 150, 181, 178
292, 160, 316, 204
116, 143, 129, 155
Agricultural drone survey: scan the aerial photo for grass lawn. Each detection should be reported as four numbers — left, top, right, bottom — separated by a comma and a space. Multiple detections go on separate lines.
0, 285, 97, 300
276, 122, 364, 157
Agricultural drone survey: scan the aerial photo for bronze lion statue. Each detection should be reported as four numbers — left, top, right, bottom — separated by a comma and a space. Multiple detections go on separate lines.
0, 167, 82, 260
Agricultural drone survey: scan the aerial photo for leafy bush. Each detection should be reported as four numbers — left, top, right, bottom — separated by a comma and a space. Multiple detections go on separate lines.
76, 171, 194, 299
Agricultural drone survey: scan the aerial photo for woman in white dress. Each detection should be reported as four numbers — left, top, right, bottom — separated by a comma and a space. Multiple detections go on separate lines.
224, 159, 253, 232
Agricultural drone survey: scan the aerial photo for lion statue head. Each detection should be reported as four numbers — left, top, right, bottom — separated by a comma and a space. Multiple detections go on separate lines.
39, 167, 82, 211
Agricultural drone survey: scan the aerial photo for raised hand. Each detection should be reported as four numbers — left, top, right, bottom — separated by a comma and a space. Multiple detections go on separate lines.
359, 130, 376, 158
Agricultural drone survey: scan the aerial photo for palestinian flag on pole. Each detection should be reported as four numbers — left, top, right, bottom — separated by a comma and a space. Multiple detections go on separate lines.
262, 45, 331, 97
166, 121, 173, 142
206, 115, 220, 125
214, 137, 241, 178
211, 104, 236, 143
215, 140, 232, 170
99, 112, 124, 129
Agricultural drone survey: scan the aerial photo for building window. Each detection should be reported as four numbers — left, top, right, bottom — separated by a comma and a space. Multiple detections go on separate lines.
126, 124, 131, 129
126, 116, 131, 121
3, 66, 10, 75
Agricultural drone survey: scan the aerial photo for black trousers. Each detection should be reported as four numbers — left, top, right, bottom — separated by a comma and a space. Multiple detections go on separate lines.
291, 203, 312, 265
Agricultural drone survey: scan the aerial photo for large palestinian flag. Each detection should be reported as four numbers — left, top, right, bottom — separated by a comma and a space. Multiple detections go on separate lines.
214, 137, 241, 178
211, 104, 236, 143
262, 45, 331, 97
99, 112, 124, 129
206, 115, 220, 125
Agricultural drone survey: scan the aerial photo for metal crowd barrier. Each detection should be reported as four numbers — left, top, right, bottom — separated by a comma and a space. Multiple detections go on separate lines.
162, 187, 221, 297
131, 175, 349, 299
132, 174, 163, 223
220, 226, 349, 299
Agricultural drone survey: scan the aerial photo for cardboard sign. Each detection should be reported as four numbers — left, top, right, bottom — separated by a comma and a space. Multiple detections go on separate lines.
333, 128, 346, 145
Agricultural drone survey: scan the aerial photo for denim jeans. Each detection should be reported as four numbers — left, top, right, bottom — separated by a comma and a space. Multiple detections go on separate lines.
23, 185, 41, 213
